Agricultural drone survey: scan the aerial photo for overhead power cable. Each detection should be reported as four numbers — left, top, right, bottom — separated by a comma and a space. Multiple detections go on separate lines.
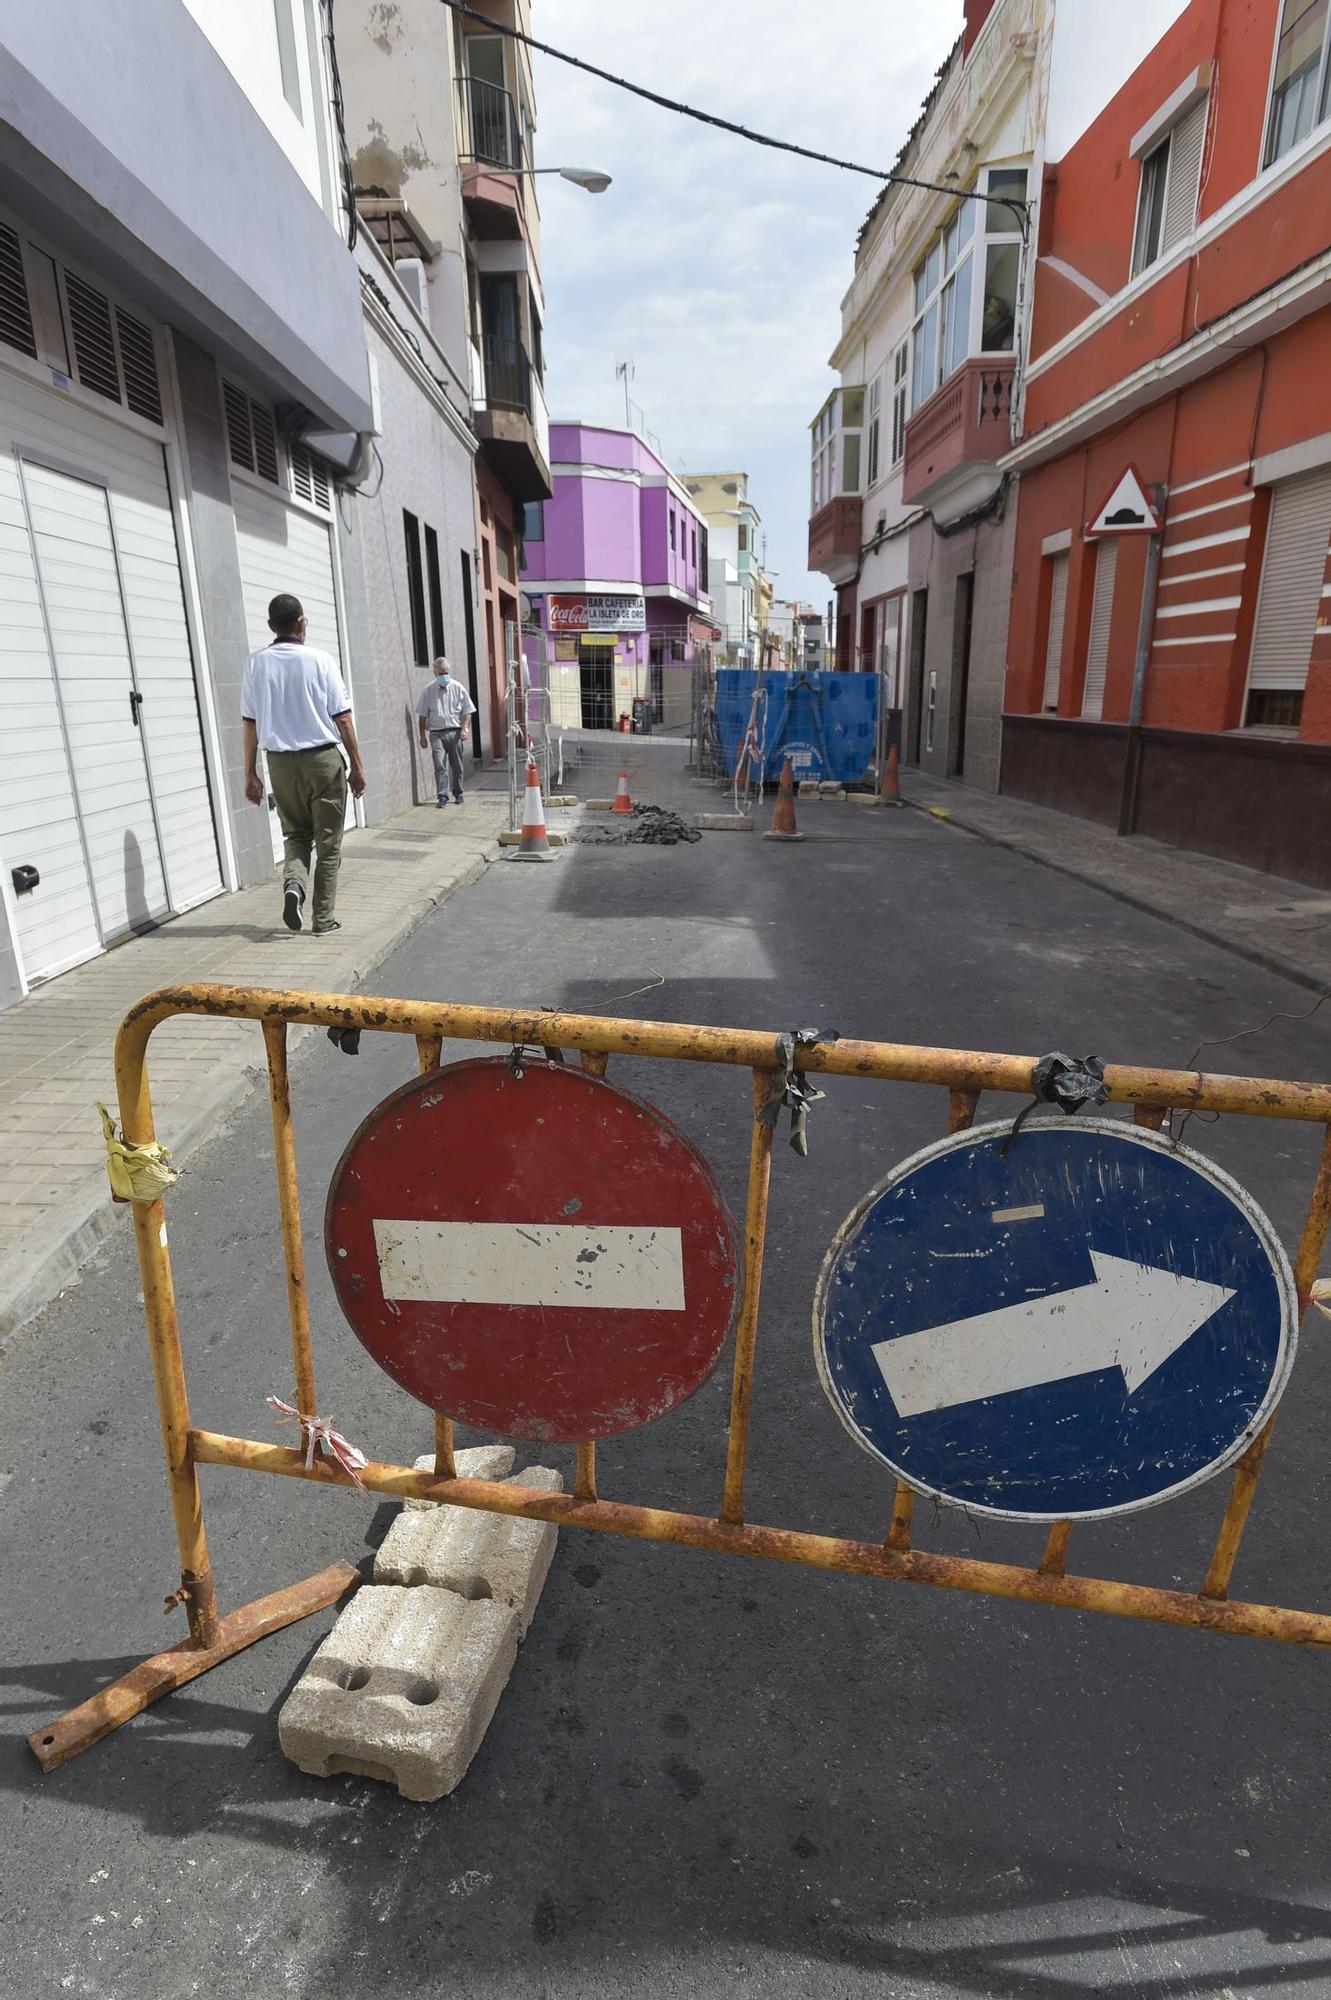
435, 0, 1030, 234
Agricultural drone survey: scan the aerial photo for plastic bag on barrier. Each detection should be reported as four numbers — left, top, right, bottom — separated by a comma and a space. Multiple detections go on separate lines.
98, 1102, 179, 1204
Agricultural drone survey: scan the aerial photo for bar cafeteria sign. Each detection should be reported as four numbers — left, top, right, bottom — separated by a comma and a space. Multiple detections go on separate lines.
550, 594, 647, 633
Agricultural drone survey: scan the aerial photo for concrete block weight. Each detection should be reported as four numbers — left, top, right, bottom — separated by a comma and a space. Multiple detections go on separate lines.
376, 1464, 563, 1637
404, 1444, 516, 1510
278, 1584, 520, 1801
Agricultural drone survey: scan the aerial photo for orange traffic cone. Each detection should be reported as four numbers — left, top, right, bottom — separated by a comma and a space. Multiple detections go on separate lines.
612, 768, 633, 815
763, 757, 805, 842
512, 756, 558, 862
879, 740, 902, 806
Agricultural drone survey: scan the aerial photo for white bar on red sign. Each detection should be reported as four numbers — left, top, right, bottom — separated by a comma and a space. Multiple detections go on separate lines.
373, 1220, 687, 1310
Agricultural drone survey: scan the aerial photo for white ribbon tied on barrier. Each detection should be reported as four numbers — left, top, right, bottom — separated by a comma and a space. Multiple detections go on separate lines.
1311, 1279, 1331, 1323
266, 1396, 369, 1489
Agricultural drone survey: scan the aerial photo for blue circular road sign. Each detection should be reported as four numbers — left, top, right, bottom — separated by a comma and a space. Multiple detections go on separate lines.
814, 1117, 1297, 1522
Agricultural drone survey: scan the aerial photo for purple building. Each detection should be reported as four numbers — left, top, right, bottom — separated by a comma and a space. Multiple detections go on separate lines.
520, 423, 715, 729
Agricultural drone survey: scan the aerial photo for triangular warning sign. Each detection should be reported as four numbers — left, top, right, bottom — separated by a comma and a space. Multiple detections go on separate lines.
1086, 466, 1162, 536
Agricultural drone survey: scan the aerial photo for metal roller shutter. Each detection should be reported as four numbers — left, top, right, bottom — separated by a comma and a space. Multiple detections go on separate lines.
1081, 540, 1118, 720
1042, 552, 1069, 711
0, 366, 220, 984
234, 480, 355, 863
1161, 96, 1207, 253
1247, 466, 1331, 691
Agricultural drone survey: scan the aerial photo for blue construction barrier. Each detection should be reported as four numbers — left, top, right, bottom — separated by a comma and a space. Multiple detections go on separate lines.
714, 670, 879, 785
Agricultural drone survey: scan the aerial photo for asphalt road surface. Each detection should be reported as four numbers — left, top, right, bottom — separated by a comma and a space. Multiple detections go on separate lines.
6, 768, 1331, 1999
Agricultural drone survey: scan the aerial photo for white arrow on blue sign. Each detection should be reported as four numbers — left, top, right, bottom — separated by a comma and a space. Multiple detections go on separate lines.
813, 1117, 1297, 1523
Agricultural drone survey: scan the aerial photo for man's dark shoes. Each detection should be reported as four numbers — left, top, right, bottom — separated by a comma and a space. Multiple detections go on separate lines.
312, 919, 342, 934
283, 880, 305, 932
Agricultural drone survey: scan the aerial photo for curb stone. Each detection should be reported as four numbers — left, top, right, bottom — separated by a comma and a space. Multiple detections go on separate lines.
0, 850, 494, 1349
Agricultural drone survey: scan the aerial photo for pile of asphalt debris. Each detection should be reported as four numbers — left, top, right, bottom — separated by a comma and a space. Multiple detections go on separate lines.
571, 803, 702, 847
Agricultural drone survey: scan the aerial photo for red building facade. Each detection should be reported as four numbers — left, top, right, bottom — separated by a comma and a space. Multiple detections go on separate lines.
1004, 0, 1331, 883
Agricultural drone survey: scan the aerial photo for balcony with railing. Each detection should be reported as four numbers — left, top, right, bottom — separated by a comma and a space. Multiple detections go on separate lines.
807, 496, 863, 583
457, 75, 526, 240
901, 357, 1014, 510
473, 329, 551, 501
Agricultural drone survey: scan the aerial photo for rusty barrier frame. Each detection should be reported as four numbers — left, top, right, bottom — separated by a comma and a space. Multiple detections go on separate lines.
27, 983, 1331, 1772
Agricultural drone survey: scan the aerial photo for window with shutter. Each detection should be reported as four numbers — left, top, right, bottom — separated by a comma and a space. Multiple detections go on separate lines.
0, 221, 164, 422
64, 271, 122, 404
1081, 540, 1118, 719
890, 341, 909, 467
1132, 94, 1209, 275
0, 221, 37, 360
114, 307, 163, 425
1162, 96, 1207, 251
289, 443, 313, 504
1246, 465, 1331, 716
223, 380, 286, 489
288, 440, 331, 513
223, 380, 256, 472
866, 370, 882, 487
251, 401, 280, 485
1042, 552, 1069, 711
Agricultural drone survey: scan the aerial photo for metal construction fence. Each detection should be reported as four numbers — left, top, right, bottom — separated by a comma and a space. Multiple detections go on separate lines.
508, 624, 700, 823
28, 981, 1331, 1774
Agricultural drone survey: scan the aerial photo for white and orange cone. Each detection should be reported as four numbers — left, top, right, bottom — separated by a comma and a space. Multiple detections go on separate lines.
763, 757, 805, 842
879, 740, 902, 807
512, 756, 558, 862
612, 768, 633, 815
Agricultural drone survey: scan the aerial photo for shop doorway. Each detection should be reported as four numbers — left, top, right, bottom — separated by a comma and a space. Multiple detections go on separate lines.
579, 641, 615, 729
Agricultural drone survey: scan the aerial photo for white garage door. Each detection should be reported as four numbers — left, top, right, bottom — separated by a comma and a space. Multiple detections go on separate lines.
234, 479, 356, 863
0, 369, 221, 983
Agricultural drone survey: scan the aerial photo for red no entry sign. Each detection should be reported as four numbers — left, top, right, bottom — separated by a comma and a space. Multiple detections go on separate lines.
325, 1059, 739, 1441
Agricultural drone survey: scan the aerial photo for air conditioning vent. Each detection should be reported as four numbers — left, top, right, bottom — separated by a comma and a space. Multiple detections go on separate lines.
222, 380, 282, 486
251, 400, 280, 484
288, 441, 332, 513
115, 306, 162, 425
0, 222, 36, 361
289, 440, 312, 504
64, 271, 121, 404
223, 379, 254, 471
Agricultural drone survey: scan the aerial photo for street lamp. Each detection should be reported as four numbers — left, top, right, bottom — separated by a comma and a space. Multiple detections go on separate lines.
538, 166, 612, 194
460, 160, 613, 194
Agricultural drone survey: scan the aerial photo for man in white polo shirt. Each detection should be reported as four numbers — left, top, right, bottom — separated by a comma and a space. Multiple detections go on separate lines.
242, 592, 367, 934
416, 654, 477, 806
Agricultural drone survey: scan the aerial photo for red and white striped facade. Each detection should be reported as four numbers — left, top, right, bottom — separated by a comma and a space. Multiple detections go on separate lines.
1006, 0, 1331, 749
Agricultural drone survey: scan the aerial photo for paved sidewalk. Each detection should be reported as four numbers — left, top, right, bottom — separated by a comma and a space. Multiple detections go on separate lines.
901, 771, 1331, 996
0, 792, 508, 1341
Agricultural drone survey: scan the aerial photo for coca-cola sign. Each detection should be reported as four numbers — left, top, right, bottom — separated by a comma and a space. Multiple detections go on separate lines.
550, 594, 646, 633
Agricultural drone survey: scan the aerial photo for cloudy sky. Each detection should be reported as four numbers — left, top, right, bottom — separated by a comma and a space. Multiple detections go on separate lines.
531, 1, 964, 614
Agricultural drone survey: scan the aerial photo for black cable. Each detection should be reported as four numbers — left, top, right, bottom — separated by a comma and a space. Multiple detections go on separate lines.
436, 0, 1031, 238
323, 0, 358, 250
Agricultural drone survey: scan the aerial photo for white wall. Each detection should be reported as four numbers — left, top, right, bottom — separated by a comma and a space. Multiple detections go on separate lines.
182, 0, 331, 211
1044, 0, 1191, 160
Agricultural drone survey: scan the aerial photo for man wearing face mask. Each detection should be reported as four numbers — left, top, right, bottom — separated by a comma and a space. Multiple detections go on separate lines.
241, 592, 367, 934
416, 654, 477, 807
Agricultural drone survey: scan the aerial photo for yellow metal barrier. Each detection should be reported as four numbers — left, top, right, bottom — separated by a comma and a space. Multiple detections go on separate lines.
27, 983, 1331, 1771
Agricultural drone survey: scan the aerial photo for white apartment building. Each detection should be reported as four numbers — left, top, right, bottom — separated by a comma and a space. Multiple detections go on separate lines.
808, 0, 1049, 787
685, 472, 765, 661
0, 0, 375, 1006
